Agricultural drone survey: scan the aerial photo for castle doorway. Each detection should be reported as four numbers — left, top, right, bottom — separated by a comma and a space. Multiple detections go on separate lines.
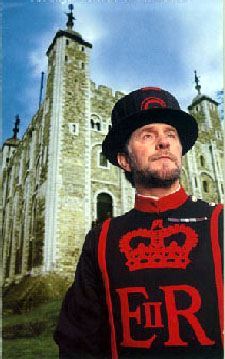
97, 193, 113, 224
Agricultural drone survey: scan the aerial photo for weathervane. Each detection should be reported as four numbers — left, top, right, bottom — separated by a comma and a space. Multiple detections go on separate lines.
194, 70, 201, 96
66, 4, 75, 30
13, 115, 20, 139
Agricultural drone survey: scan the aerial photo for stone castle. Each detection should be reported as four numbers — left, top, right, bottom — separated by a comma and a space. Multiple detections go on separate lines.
2, 10, 224, 286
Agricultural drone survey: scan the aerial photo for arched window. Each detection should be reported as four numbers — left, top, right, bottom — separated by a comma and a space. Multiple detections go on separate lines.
200, 155, 205, 167
97, 193, 112, 224
99, 152, 108, 168
90, 115, 101, 131
203, 180, 209, 193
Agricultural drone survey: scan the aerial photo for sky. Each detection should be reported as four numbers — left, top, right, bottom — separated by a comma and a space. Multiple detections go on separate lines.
2, 0, 223, 143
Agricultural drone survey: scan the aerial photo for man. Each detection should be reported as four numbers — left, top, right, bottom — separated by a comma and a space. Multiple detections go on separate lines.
54, 87, 223, 359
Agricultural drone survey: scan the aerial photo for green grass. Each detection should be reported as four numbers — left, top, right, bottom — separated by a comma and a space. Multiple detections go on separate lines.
3, 299, 63, 359
3, 299, 62, 326
3, 334, 59, 359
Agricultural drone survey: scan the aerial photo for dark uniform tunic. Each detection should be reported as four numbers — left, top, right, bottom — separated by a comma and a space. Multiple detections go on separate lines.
54, 187, 224, 359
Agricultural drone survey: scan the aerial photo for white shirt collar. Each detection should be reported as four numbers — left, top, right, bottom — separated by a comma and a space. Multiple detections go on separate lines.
137, 184, 181, 201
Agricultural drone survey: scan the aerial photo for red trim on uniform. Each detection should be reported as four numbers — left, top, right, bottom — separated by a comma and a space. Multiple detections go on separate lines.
210, 204, 224, 346
98, 218, 118, 359
135, 186, 188, 213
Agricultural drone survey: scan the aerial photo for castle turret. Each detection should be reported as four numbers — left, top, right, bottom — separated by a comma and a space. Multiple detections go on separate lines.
182, 72, 224, 203
2, 115, 20, 170
43, 6, 93, 272
188, 71, 220, 131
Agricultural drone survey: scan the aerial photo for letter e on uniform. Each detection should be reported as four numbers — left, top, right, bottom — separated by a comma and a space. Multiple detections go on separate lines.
116, 287, 157, 348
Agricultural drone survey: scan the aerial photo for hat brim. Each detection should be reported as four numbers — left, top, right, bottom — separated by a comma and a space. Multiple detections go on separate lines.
102, 108, 198, 166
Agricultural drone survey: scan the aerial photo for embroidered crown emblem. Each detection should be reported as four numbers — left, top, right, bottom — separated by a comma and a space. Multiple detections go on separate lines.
119, 219, 198, 271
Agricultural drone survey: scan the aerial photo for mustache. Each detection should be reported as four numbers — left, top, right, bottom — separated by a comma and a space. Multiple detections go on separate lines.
150, 151, 178, 163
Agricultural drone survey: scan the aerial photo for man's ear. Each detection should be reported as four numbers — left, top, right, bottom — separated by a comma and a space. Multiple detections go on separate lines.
117, 153, 131, 172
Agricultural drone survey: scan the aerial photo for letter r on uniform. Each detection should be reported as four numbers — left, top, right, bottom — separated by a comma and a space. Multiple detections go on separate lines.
160, 285, 215, 346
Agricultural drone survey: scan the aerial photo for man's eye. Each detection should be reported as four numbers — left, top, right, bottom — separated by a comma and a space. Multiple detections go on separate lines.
167, 133, 176, 138
143, 134, 152, 139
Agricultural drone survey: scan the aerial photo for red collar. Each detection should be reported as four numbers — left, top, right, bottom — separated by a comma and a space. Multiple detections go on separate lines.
134, 186, 188, 213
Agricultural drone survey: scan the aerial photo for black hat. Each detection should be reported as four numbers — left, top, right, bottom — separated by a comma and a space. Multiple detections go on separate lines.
102, 87, 198, 166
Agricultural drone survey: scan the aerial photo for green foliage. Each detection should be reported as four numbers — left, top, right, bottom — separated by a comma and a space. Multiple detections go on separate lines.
3, 299, 62, 359
3, 273, 71, 314
3, 333, 59, 359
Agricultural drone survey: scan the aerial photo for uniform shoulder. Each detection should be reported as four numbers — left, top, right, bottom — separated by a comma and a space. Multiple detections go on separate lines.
108, 208, 136, 225
86, 223, 102, 240
188, 195, 220, 207
85, 212, 132, 239
187, 195, 223, 214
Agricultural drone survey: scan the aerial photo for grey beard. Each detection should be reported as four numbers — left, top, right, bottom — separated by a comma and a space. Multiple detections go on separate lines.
132, 168, 181, 189
126, 150, 182, 189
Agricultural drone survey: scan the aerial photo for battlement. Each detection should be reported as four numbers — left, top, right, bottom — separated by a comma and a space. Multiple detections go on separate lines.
91, 81, 125, 102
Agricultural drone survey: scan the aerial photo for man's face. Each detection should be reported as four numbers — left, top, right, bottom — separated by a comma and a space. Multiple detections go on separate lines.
118, 123, 182, 188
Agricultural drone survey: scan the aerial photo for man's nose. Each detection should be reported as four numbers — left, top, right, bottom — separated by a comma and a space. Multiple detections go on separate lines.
155, 135, 170, 150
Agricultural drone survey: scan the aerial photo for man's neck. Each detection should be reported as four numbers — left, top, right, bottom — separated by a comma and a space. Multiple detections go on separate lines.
136, 180, 180, 199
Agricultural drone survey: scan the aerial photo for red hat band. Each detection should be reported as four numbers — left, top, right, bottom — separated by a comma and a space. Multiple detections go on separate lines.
141, 97, 167, 110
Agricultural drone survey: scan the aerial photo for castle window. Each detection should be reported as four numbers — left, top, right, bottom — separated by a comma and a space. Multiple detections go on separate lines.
99, 152, 109, 168
203, 180, 209, 193
15, 247, 22, 275
38, 127, 42, 145
28, 238, 33, 271
221, 184, 224, 194
97, 193, 113, 225
69, 123, 79, 136
66, 39, 69, 45
43, 146, 48, 164
5, 240, 12, 278
65, 56, 68, 63
200, 155, 205, 167
82, 62, 85, 70
82, 46, 85, 52
194, 177, 198, 187
90, 115, 101, 131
